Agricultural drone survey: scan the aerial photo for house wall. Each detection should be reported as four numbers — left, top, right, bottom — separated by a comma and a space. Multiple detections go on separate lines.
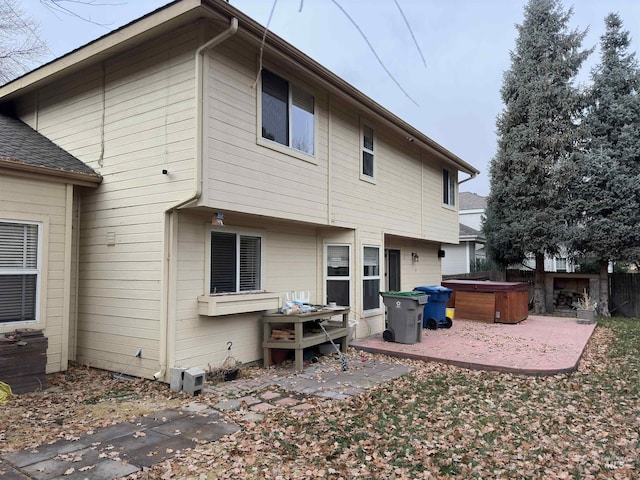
174, 211, 327, 368
13, 23, 203, 378
441, 243, 471, 275
202, 36, 459, 244
459, 209, 484, 230
0, 176, 74, 374
7, 18, 467, 379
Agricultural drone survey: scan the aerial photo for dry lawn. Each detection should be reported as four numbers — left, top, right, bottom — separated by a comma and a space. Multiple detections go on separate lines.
1, 317, 639, 479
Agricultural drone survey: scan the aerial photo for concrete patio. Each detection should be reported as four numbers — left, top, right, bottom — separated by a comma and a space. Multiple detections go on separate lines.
350, 315, 597, 375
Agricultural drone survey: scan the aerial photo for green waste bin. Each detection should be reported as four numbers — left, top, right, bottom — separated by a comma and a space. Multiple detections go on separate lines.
379, 291, 429, 344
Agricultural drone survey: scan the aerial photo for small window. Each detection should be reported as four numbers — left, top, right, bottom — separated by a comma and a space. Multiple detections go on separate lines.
261, 69, 315, 155
443, 168, 456, 206
325, 244, 350, 306
210, 231, 262, 294
556, 257, 567, 272
362, 124, 375, 178
0, 221, 40, 323
363, 246, 380, 310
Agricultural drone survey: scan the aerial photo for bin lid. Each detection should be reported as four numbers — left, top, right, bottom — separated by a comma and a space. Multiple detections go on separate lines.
379, 291, 429, 304
413, 285, 452, 293
380, 291, 427, 297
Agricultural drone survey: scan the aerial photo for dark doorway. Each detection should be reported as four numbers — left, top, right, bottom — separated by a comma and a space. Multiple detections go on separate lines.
385, 249, 401, 291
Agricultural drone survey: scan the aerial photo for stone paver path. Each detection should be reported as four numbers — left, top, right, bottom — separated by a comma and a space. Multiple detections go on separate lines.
0, 404, 238, 480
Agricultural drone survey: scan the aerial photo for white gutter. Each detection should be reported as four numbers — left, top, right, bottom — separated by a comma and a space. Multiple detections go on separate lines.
155, 16, 239, 382
458, 171, 478, 185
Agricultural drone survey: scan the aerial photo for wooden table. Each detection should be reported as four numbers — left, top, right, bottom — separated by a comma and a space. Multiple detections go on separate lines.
262, 308, 350, 372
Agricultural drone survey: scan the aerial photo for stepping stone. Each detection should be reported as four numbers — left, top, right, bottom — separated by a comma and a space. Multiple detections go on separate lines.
249, 403, 275, 412
273, 397, 299, 406
260, 390, 281, 400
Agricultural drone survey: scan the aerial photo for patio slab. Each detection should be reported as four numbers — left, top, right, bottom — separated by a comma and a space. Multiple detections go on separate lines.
350, 315, 597, 375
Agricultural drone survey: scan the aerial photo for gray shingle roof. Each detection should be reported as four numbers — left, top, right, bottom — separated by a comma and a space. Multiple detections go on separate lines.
459, 223, 485, 242
460, 223, 481, 237
0, 113, 100, 179
459, 192, 486, 210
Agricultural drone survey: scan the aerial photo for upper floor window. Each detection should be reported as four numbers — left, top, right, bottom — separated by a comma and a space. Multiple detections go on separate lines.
362, 124, 375, 179
0, 220, 40, 323
210, 231, 262, 294
443, 168, 456, 207
261, 69, 315, 156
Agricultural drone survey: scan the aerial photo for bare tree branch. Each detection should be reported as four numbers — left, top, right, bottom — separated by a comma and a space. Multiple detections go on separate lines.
40, 0, 125, 27
0, 0, 48, 83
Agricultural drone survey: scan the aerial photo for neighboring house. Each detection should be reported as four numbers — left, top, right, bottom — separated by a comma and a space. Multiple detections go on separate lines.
0, 0, 478, 381
0, 114, 101, 374
442, 192, 575, 275
441, 192, 486, 275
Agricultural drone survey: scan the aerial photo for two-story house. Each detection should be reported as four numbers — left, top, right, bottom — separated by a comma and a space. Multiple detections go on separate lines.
0, 0, 478, 382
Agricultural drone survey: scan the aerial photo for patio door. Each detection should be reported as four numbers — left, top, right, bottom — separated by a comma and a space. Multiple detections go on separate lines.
385, 249, 400, 291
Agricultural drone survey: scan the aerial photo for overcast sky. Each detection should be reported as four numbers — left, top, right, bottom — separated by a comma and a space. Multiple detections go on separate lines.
21, 0, 640, 195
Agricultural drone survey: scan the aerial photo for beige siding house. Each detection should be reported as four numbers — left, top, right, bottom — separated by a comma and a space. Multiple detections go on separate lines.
0, 0, 478, 381
0, 114, 101, 375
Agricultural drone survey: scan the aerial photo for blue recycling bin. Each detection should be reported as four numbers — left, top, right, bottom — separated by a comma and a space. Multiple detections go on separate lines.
413, 286, 453, 329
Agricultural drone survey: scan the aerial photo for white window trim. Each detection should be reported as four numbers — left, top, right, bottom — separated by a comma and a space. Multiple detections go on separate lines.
206, 226, 265, 295
0, 219, 42, 325
324, 243, 351, 306
256, 67, 318, 165
362, 244, 382, 312
442, 167, 457, 208
360, 121, 376, 183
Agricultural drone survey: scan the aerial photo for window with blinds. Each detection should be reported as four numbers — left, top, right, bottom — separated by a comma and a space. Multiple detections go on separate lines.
363, 245, 380, 310
261, 69, 315, 156
210, 231, 261, 294
0, 221, 40, 323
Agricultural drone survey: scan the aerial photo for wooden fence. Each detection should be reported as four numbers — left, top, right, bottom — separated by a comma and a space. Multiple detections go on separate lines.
443, 270, 639, 318
610, 273, 640, 318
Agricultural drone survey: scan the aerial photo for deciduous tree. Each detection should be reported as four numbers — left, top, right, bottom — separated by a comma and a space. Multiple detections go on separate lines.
0, 0, 47, 84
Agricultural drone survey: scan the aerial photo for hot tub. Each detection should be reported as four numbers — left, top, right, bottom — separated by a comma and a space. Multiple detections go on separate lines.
441, 280, 530, 324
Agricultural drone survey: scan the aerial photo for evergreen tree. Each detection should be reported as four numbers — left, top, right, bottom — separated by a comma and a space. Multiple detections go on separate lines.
569, 13, 640, 316
483, 0, 591, 314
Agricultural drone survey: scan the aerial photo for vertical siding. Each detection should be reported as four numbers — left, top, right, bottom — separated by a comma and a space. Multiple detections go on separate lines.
14, 24, 202, 378
0, 176, 69, 373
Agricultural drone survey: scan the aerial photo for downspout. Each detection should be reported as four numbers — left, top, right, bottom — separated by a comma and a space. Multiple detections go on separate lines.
155, 16, 239, 381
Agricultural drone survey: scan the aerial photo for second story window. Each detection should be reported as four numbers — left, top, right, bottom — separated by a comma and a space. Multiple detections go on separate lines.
362, 124, 375, 178
443, 168, 456, 207
261, 69, 315, 156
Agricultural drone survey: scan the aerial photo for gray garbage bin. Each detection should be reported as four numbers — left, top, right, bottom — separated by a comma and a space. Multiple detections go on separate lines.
380, 291, 429, 344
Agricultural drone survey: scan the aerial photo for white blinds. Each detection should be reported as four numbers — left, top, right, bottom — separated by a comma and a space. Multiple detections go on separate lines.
0, 222, 38, 269
0, 221, 39, 323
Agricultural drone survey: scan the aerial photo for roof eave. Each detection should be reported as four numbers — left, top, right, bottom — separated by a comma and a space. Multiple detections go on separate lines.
0, 158, 103, 187
1, 0, 479, 175
0, 0, 202, 101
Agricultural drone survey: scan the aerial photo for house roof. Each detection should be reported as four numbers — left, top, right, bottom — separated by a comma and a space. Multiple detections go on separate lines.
459, 223, 485, 242
0, 113, 101, 185
459, 192, 487, 210
0, 0, 479, 178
